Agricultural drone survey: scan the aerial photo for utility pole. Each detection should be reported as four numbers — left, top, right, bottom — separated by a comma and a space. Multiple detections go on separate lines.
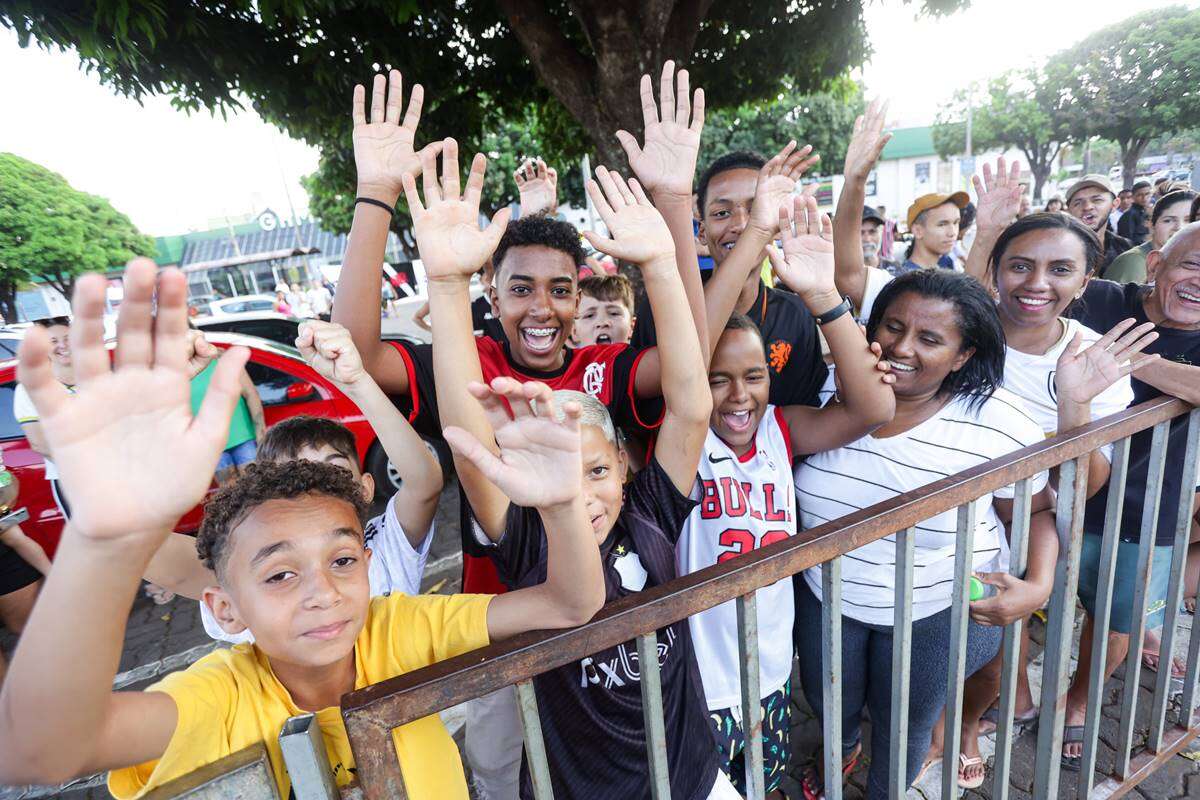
965, 91, 973, 158
582, 154, 598, 233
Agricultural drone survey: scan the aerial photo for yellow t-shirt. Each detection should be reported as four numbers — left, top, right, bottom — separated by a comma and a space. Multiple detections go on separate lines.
108, 592, 492, 799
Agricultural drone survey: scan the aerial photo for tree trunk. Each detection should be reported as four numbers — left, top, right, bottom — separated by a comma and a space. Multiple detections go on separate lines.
495, 0, 715, 171
1119, 138, 1148, 189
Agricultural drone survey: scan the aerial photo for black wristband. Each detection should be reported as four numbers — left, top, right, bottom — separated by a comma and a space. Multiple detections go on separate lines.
355, 196, 395, 214
814, 296, 852, 326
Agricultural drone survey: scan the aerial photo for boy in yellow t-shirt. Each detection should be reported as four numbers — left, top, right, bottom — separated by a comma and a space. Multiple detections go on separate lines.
0, 257, 606, 800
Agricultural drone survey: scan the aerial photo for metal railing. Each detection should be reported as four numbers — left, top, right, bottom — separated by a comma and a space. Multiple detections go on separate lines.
161, 396, 1200, 800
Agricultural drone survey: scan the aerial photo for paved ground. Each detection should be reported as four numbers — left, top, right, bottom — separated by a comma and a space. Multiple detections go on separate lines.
4, 481, 1199, 798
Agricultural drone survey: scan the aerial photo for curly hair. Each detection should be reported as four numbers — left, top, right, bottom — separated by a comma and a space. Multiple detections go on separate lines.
196, 460, 370, 576
493, 213, 585, 275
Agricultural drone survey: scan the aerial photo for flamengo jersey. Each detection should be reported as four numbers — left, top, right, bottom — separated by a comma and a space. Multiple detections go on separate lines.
677, 406, 796, 710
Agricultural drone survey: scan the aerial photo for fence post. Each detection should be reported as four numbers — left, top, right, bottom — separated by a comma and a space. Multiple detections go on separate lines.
1078, 437, 1132, 798
1116, 421, 1171, 779
941, 502, 977, 800
822, 557, 844, 800
1148, 410, 1200, 751
1033, 455, 1089, 799
278, 714, 339, 800
637, 631, 672, 799
515, 680, 556, 800
888, 527, 915, 800
736, 592, 765, 800
992, 478, 1032, 800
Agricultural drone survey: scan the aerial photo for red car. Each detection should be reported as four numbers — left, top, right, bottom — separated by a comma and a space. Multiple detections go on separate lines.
0, 332, 443, 559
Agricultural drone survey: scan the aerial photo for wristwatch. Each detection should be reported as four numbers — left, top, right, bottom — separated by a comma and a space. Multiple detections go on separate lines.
814, 295, 853, 326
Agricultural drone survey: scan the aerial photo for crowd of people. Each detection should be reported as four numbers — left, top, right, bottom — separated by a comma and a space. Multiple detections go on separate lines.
0, 62, 1198, 800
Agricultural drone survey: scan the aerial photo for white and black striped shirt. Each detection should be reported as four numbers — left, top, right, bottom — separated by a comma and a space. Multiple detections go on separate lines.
797, 378, 1048, 624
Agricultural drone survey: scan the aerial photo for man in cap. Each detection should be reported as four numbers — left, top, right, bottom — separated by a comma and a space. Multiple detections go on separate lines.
1066, 174, 1132, 270
897, 191, 968, 273
860, 205, 893, 271
1117, 180, 1152, 246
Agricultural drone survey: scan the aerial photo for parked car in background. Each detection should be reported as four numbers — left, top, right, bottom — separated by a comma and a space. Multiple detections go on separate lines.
194, 312, 302, 348
202, 294, 280, 317
0, 331, 448, 558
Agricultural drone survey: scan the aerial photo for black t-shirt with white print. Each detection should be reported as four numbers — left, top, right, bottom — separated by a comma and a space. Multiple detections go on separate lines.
1069, 280, 1200, 545
480, 458, 719, 800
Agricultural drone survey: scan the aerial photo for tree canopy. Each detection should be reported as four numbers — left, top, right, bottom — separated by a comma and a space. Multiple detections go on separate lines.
0, 152, 154, 321
932, 70, 1071, 202
1048, 5, 1200, 188
1, 0, 965, 238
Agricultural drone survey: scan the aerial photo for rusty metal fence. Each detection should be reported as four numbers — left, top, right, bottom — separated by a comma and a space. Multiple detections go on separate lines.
157, 396, 1200, 800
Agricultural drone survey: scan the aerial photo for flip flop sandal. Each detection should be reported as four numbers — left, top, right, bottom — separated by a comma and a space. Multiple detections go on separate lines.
958, 753, 986, 789
1142, 650, 1187, 679
801, 742, 862, 800
979, 704, 1039, 737
913, 756, 940, 786
1060, 725, 1086, 771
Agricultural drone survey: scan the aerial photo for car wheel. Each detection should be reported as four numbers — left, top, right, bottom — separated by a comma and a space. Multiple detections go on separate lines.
365, 437, 452, 501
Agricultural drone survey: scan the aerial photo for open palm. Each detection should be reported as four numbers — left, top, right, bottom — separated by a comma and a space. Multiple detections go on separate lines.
403, 140, 511, 282
444, 378, 582, 508
617, 62, 704, 198
582, 167, 675, 266
747, 141, 819, 234
972, 156, 1023, 233
19, 260, 246, 542
514, 158, 558, 216
776, 195, 837, 300
843, 99, 892, 181
1056, 320, 1159, 405
352, 70, 435, 201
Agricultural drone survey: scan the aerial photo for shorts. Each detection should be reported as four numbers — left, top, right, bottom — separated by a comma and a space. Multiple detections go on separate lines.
709, 680, 792, 794
1078, 533, 1174, 634
217, 439, 258, 471
0, 543, 41, 595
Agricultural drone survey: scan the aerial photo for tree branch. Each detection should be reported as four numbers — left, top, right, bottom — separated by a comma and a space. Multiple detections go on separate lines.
663, 0, 717, 58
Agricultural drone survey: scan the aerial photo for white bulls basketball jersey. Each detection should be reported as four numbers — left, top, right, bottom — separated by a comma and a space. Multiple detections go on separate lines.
677, 406, 796, 711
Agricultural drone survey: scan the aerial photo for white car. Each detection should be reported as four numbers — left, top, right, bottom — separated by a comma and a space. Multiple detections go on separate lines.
198, 294, 280, 318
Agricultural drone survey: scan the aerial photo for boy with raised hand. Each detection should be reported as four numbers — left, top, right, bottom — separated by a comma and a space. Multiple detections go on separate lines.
410, 142, 730, 797
139, 319, 445, 644
0, 260, 605, 800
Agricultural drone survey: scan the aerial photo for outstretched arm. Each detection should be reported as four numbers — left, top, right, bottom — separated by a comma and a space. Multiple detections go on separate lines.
445, 379, 604, 636
964, 156, 1023, 284
773, 196, 896, 453
0, 259, 247, 784
297, 320, 445, 545
833, 99, 892, 311
1056, 319, 1159, 496
700, 142, 820, 363
583, 170, 711, 493
402, 141, 513, 540
331, 70, 440, 393
617, 61, 709, 358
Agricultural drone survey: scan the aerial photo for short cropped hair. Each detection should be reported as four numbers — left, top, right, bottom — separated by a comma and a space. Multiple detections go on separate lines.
257, 415, 358, 467
551, 389, 617, 446
1132, 180, 1152, 193
493, 213, 585, 274
723, 312, 764, 344
196, 460, 370, 577
697, 151, 766, 216
578, 274, 634, 313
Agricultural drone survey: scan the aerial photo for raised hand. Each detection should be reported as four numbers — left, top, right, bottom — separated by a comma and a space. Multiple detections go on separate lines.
747, 140, 820, 236
843, 98, 892, 181
774, 194, 837, 303
353, 70, 441, 205
581, 166, 675, 268
17, 259, 248, 542
1056, 319, 1159, 405
972, 155, 1024, 233
296, 320, 366, 385
402, 138, 512, 283
443, 378, 582, 509
616, 60, 705, 200
514, 157, 559, 216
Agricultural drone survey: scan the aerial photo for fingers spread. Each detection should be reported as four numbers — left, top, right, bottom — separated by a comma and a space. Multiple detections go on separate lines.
370, 73, 386, 124
352, 84, 366, 126
465, 152, 489, 207
114, 258, 157, 370
690, 88, 705, 134
615, 130, 642, 163
421, 142, 443, 205
402, 83, 424, 133
70, 273, 112, 385
639, 73, 657, 129
385, 69, 403, 124
658, 60, 675, 124
441, 138, 461, 201
152, 267, 190, 374
401, 173, 425, 218
675, 67, 691, 124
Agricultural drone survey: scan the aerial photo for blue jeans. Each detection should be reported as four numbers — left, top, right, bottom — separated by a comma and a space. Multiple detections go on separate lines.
217, 438, 258, 471
793, 579, 1001, 799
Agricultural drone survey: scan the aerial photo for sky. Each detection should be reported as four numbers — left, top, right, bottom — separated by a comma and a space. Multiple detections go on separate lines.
0, 0, 1194, 237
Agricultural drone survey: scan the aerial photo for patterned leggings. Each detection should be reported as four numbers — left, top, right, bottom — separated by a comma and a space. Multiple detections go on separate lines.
708, 680, 793, 794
